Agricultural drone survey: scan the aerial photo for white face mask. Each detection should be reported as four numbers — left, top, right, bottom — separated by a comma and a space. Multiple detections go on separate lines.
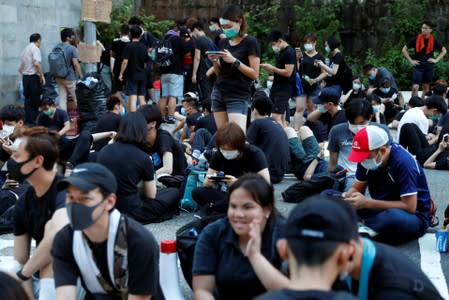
209, 25, 216, 32
352, 83, 362, 90
304, 43, 314, 52
267, 80, 273, 89
361, 152, 382, 171
220, 148, 240, 160
348, 122, 367, 135
372, 105, 381, 113
317, 104, 327, 113
272, 45, 281, 54
2, 124, 15, 136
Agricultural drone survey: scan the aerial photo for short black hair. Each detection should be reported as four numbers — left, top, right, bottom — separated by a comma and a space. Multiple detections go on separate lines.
106, 96, 122, 111
115, 112, 148, 148
61, 28, 75, 42
40, 97, 56, 106
268, 30, 284, 42
422, 20, 434, 29
345, 98, 373, 124
408, 96, 425, 108
288, 238, 342, 268
29, 33, 41, 43
251, 92, 272, 116
191, 21, 204, 31
138, 105, 163, 129
120, 24, 130, 35
326, 35, 340, 51
128, 16, 143, 26
130, 25, 143, 39
0, 105, 25, 122
363, 64, 375, 74
426, 95, 448, 115
208, 17, 219, 24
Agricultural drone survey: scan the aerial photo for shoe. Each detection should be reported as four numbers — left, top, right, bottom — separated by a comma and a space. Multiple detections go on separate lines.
358, 224, 378, 238
165, 116, 175, 124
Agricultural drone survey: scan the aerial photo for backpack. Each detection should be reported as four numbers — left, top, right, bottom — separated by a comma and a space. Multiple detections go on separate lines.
154, 35, 175, 71
48, 45, 70, 78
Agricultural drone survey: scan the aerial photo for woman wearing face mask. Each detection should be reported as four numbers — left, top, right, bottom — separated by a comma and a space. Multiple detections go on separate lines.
191, 122, 270, 216
316, 36, 346, 97
372, 78, 400, 124
341, 76, 367, 108
192, 173, 287, 300
207, 4, 261, 133
294, 34, 328, 130
368, 94, 387, 125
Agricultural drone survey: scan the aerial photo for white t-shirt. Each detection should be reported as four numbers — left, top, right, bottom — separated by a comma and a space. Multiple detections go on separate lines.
397, 107, 429, 139
19, 43, 41, 75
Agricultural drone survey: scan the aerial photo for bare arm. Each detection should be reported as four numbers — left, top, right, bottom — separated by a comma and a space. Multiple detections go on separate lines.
58, 121, 71, 137
56, 286, 77, 300
263, 63, 294, 78
424, 141, 447, 169
402, 45, 419, 66
72, 58, 83, 78
306, 109, 322, 122
192, 48, 201, 83
155, 152, 173, 175
328, 152, 339, 172
143, 180, 157, 199
193, 275, 216, 300
91, 131, 116, 142
128, 295, 152, 300
236, 55, 260, 81
119, 59, 128, 81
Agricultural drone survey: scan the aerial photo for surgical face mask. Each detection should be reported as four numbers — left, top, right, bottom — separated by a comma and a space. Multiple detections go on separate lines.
352, 83, 362, 90
66, 199, 106, 231
348, 122, 367, 135
220, 148, 240, 160
361, 152, 382, 171
372, 105, 381, 113
368, 71, 376, 80
43, 108, 53, 117
209, 24, 216, 32
325, 46, 331, 53
7, 156, 37, 183
267, 80, 273, 89
272, 44, 281, 54
304, 43, 314, 52
380, 87, 390, 94
317, 104, 327, 113
181, 107, 187, 116
223, 27, 239, 39
2, 124, 15, 136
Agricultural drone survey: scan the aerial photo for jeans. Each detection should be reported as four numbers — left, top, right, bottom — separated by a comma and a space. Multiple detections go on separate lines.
192, 128, 215, 152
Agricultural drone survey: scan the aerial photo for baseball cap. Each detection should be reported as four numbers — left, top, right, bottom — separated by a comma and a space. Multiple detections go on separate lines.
312, 88, 340, 104
348, 125, 389, 163
286, 196, 356, 242
183, 92, 198, 100
57, 162, 117, 194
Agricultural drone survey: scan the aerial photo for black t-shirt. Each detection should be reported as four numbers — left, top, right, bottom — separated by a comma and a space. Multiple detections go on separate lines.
247, 118, 289, 183
14, 174, 66, 245
36, 109, 69, 132
319, 109, 347, 136
122, 41, 149, 81
97, 142, 154, 213
140, 31, 159, 50
407, 36, 443, 63
110, 39, 130, 76
52, 216, 165, 300
209, 144, 268, 177
146, 129, 187, 176
93, 112, 122, 151
325, 52, 345, 87
216, 35, 261, 98
186, 112, 202, 128
348, 241, 441, 300
301, 52, 326, 92
256, 289, 358, 300
195, 114, 217, 134
271, 46, 296, 94
159, 35, 185, 75
195, 35, 214, 75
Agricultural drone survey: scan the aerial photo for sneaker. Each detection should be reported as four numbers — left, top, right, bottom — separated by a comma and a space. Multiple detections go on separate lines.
358, 224, 378, 238
165, 116, 175, 124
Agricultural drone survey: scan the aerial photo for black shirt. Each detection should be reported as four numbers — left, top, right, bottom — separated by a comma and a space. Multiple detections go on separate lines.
110, 39, 130, 76
193, 217, 285, 300
195, 35, 214, 76
93, 112, 121, 151
216, 35, 261, 98
122, 41, 149, 81
407, 36, 443, 63
256, 289, 358, 300
301, 52, 326, 93
146, 129, 187, 176
319, 109, 348, 137
209, 144, 268, 177
247, 118, 289, 183
14, 174, 65, 245
195, 114, 217, 135
159, 35, 185, 75
36, 109, 69, 132
186, 112, 202, 128
97, 142, 154, 213
271, 46, 296, 94
52, 216, 165, 300
325, 52, 345, 87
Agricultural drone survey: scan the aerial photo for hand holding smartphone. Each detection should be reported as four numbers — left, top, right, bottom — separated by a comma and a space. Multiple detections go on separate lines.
208, 175, 229, 182
206, 50, 226, 56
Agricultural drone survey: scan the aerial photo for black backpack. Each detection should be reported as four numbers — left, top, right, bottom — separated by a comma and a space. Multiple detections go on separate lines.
154, 35, 175, 71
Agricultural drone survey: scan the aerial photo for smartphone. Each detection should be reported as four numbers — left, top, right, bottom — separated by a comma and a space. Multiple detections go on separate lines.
206, 50, 226, 55
208, 176, 228, 181
444, 133, 448, 142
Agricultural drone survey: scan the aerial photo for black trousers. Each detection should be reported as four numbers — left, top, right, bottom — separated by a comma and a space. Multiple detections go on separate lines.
23, 75, 42, 125
399, 123, 435, 164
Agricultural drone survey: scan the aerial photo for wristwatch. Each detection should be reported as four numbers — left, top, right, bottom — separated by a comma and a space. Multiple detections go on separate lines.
16, 269, 31, 281
232, 59, 241, 69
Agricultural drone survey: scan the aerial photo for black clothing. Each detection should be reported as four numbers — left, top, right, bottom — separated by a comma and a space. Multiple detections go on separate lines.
216, 36, 260, 98
256, 289, 357, 300
247, 118, 289, 183
23, 74, 42, 125
325, 52, 345, 87
407, 36, 443, 63
36, 109, 69, 132
52, 216, 165, 300
195, 114, 217, 135
186, 112, 202, 128
122, 41, 149, 81
147, 129, 187, 176
14, 175, 65, 245
159, 35, 185, 75
318, 110, 347, 139
111, 39, 130, 91
301, 52, 325, 94
271, 46, 296, 93
93, 112, 122, 151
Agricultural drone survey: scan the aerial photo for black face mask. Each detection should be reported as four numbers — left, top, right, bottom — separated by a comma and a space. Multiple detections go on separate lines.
7, 157, 38, 183
66, 199, 106, 231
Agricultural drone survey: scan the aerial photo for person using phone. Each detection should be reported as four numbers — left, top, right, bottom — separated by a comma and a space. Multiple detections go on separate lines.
424, 133, 449, 169
207, 4, 261, 133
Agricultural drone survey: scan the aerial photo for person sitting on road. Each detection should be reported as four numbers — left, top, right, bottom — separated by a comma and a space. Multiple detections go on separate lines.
193, 173, 287, 300
343, 125, 433, 242
371, 77, 400, 124
52, 162, 165, 300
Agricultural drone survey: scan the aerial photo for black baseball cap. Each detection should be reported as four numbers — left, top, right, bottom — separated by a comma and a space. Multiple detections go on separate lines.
312, 88, 341, 105
57, 162, 117, 194
286, 196, 357, 242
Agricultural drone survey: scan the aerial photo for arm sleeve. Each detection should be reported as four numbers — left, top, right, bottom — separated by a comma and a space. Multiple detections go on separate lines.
123, 45, 130, 60
434, 39, 443, 51
332, 53, 344, 65
192, 223, 219, 275
52, 226, 80, 287
327, 127, 340, 152
251, 147, 269, 172
142, 155, 154, 181
285, 47, 296, 65
355, 164, 368, 182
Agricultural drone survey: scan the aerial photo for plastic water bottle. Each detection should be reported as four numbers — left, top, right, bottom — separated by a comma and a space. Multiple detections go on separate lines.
159, 240, 185, 300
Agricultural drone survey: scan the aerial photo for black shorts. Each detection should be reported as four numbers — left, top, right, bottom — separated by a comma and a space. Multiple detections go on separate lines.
270, 92, 290, 114
412, 63, 434, 85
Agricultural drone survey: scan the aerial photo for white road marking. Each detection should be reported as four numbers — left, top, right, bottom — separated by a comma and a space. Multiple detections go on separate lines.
419, 233, 449, 299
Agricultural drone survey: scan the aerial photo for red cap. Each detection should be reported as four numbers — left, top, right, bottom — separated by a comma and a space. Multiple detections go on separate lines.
160, 240, 177, 253
348, 126, 389, 163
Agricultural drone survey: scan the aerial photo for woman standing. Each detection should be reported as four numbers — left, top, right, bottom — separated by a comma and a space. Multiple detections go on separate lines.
317, 35, 346, 96
207, 5, 261, 133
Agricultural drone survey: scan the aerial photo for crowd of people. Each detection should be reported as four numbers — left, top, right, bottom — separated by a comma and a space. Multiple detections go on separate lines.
0, 3, 448, 299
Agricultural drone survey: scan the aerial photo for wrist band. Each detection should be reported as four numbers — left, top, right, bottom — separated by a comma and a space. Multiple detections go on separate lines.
16, 269, 31, 281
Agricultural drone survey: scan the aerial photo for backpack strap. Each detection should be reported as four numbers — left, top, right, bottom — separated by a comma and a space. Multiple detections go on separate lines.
357, 237, 377, 300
